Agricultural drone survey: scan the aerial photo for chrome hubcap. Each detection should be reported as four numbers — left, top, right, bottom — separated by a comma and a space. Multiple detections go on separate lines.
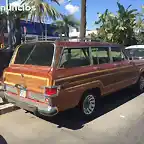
83, 95, 96, 115
140, 76, 144, 91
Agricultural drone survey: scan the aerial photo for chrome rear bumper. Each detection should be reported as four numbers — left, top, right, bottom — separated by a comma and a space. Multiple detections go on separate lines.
3, 92, 58, 117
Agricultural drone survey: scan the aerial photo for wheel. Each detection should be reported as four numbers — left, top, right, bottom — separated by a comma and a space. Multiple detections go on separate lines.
1, 97, 8, 104
79, 92, 100, 118
137, 75, 144, 93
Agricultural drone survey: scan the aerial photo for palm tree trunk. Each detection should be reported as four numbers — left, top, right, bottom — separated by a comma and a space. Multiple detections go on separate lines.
80, 0, 86, 40
66, 25, 69, 37
14, 17, 21, 47
7, 18, 13, 49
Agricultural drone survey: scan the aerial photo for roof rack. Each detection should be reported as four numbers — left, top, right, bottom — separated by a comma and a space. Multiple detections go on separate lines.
38, 36, 93, 41
23, 35, 102, 43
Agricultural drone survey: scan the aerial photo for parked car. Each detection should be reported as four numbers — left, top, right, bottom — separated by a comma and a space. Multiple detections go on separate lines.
125, 45, 144, 60
1, 40, 144, 118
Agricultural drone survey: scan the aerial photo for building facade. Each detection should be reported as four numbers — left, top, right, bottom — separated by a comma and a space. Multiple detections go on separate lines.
1, 20, 58, 47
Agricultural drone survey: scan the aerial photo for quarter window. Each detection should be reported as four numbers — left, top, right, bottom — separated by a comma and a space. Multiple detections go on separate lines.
111, 47, 125, 62
91, 47, 110, 64
59, 48, 90, 68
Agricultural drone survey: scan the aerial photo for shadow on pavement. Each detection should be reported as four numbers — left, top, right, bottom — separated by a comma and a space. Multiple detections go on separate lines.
38, 87, 140, 130
0, 135, 8, 144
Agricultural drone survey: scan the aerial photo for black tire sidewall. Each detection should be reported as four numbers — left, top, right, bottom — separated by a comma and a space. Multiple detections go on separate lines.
138, 75, 144, 93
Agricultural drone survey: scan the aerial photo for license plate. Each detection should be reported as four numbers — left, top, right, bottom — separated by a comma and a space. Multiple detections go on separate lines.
20, 89, 26, 98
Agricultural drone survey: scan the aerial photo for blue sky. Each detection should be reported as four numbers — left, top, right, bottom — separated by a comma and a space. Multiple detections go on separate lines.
52, 0, 144, 30
0, 0, 144, 30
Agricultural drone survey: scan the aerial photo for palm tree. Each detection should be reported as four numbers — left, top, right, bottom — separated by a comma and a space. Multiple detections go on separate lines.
80, 0, 86, 40
10, 11, 29, 47
22, 0, 61, 22
52, 14, 80, 37
5, 0, 61, 49
142, 5, 144, 13
1, 10, 30, 49
21, 0, 61, 42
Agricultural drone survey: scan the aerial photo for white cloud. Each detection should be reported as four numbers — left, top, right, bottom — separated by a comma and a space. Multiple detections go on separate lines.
10, 0, 30, 8
10, 0, 23, 6
65, 4, 79, 14
58, 0, 65, 4
10, 0, 33, 7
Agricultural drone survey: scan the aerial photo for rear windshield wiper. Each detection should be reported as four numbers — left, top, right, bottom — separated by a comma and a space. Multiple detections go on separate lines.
24, 44, 36, 64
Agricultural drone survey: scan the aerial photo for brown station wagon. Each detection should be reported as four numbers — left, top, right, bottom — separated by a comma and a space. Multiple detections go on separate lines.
1, 40, 144, 118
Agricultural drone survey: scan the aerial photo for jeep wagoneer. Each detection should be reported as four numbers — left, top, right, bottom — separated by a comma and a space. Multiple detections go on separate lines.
2, 40, 144, 118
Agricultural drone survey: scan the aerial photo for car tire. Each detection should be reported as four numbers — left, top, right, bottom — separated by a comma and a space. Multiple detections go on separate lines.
79, 92, 100, 119
1, 97, 8, 104
136, 75, 144, 93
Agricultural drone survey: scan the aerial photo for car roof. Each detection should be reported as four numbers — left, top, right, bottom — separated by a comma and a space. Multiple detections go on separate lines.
23, 41, 122, 48
125, 45, 144, 49
55, 41, 122, 47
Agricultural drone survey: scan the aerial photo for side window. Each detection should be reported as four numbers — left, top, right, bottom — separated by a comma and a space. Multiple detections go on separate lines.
91, 47, 110, 64
111, 47, 125, 62
59, 47, 90, 68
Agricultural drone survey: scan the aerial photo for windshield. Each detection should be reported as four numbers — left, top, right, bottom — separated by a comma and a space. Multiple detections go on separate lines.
14, 42, 54, 66
125, 48, 144, 58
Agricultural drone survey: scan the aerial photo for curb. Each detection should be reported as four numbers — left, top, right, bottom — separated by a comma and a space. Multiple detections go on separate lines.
0, 103, 19, 115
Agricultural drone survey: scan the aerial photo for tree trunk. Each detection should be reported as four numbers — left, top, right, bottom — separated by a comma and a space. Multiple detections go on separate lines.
14, 17, 21, 47
7, 18, 13, 49
66, 25, 69, 37
0, 26, 4, 48
80, 0, 86, 40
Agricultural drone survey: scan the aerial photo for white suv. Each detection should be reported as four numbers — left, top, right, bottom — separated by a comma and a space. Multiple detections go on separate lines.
125, 45, 144, 60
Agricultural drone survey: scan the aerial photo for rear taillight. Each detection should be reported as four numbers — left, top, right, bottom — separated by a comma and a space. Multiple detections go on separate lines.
45, 87, 57, 96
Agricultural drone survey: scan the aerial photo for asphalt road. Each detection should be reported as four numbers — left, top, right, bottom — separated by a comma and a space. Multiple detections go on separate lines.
0, 88, 144, 144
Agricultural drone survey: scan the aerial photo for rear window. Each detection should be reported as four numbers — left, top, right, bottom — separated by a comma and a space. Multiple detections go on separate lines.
14, 42, 54, 66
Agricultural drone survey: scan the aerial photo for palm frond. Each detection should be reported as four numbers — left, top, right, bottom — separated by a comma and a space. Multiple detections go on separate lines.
42, 2, 60, 20
51, 0, 60, 5
22, 0, 60, 22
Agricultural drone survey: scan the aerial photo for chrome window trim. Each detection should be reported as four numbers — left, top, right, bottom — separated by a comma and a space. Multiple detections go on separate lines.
91, 46, 111, 65
57, 46, 92, 68
89, 47, 93, 65
51, 43, 56, 67
11, 42, 55, 67
110, 46, 127, 63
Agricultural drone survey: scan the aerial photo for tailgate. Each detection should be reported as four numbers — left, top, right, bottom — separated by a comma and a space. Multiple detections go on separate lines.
4, 72, 48, 93
3, 65, 52, 102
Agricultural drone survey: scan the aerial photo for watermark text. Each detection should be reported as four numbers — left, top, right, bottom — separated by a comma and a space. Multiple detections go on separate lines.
0, 5, 31, 12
